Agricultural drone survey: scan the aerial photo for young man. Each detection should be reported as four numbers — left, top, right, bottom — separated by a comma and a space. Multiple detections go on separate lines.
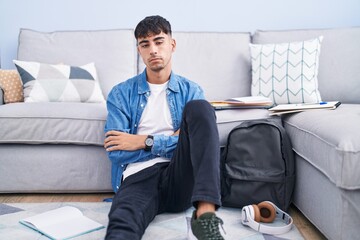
104, 15, 224, 240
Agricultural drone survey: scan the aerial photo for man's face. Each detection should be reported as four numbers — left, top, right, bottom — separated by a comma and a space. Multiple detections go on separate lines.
137, 32, 176, 72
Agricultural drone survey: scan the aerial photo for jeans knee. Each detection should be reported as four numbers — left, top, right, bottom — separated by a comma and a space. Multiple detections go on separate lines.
184, 99, 214, 118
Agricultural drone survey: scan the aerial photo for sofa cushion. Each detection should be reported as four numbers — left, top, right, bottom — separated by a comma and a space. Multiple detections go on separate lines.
282, 104, 360, 189
17, 29, 137, 99
250, 37, 323, 104
14, 61, 105, 103
0, 70, 24, 104
0, 102, 106, 145
252, 27, 360, 104
0, 101, 270, 148
138, 32, 252, 101
0, 144, 112, 192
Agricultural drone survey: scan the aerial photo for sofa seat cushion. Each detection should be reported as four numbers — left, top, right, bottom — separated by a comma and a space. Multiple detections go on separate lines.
215, 108, 271, 147
0, 102, 271, 147
0, 102, 106, 145
282, 104, 360, 190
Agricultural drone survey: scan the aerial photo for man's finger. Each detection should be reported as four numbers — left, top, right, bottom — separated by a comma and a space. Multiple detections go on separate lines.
105, 130, 123, 136
105, 145, 118, 152
104, 135, 115, 145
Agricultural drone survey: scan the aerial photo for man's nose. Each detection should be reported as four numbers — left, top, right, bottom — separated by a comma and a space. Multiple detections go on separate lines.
149, 44, 158, 55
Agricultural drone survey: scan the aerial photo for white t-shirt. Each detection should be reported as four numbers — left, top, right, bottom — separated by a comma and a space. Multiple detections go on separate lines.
122, 81, 173, 180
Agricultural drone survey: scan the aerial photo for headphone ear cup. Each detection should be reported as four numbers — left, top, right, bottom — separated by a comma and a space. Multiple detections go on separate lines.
258, 201, 276, 223
251, 204, 261, 222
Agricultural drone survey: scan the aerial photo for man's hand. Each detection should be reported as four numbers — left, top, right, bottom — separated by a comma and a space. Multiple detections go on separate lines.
104, 130, 147, 152
172, 129, 180, 136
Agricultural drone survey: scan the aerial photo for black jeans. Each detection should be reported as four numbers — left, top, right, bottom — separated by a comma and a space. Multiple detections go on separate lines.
105, 100, 221, 240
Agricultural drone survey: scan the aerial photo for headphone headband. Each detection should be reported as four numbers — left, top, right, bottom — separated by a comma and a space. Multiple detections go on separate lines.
241, 201, 293, 235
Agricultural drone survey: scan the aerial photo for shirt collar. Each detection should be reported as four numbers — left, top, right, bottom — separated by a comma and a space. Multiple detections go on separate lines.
138, 69, 180, 94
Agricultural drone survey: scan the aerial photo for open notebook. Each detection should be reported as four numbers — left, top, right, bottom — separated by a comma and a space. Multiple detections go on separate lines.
268, 101, 341, 116
19, 206, 104, 239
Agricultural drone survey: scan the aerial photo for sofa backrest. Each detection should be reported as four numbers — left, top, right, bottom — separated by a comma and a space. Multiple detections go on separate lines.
17, 29, 138, 99
252, 27, 360, 104
138, 32, 252, 101
17, 27, 359, 103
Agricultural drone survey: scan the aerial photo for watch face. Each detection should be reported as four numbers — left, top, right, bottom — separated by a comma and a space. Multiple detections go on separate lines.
145, 137, 154, 146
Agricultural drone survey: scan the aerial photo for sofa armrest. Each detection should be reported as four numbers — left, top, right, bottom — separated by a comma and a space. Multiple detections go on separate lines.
0, 87, 4, 105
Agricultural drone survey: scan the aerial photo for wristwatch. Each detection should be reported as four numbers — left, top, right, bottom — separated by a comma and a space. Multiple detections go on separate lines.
144, 135, 154, 151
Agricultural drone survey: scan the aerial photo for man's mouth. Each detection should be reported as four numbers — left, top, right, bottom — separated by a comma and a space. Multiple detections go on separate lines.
149, 57, 161, 62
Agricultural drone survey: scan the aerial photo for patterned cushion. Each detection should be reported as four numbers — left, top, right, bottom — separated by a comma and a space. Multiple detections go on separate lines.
250, 37, 323, 104
13, 60, 105, 103
0, 70, 24, 103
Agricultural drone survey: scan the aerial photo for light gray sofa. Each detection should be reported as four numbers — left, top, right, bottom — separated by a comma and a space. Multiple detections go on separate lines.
0, 27, 359, 240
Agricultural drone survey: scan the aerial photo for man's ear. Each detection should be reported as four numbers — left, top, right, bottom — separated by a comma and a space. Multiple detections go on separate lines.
171, 38, 176, 52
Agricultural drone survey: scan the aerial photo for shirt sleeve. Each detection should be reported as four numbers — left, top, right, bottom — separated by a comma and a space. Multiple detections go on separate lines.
104, 86, 154, 166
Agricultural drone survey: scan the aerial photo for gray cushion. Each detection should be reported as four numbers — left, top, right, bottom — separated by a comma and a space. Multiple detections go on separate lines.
0, 102, 106, 145
252, 27, 360, 104
0, 101, 271, 147
138, 32, 252, 101
17, 29, 137, 98
0, 144, 111, 192
282, 104, 360, 189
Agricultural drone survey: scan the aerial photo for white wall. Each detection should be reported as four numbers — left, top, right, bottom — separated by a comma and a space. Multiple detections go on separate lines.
1, 0, 360, 68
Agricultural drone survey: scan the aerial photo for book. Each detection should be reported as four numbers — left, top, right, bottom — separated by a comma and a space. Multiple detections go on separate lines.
268, 101, 341, 116
210, 96, 273, 110
19, 206, 104, 240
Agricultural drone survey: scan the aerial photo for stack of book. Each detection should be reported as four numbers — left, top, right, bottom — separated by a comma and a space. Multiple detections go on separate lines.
210, 96, 273, 110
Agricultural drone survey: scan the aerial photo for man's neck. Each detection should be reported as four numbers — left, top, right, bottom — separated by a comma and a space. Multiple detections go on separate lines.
146, 67, 172, 84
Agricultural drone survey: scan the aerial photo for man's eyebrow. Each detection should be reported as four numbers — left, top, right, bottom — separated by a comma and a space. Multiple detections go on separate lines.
138, 36, 165, 45
153, 36, 165, 41
138, 39, 149, 45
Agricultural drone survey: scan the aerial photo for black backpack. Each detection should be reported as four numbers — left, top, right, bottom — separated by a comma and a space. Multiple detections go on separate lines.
220, 118, 295, 211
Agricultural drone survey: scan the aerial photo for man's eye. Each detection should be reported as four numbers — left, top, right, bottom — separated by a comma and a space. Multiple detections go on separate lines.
156, 41, 163, 45
141, 44, 149, 48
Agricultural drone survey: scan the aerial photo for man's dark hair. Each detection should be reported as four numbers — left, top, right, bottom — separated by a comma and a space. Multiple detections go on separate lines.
134, 15, 172, 40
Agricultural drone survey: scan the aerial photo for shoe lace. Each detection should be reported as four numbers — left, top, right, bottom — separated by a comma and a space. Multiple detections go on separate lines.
199, 215, 226, 239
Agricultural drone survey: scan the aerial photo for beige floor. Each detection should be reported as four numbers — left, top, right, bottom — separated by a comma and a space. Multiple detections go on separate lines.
0, 193, 326, 240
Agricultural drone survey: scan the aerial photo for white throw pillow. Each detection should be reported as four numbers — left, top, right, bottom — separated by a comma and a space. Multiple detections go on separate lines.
250, 37, 323, 104
13, 60, 105, 103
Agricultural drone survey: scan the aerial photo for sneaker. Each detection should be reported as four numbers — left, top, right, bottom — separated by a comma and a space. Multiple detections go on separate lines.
191, 210, 225, 240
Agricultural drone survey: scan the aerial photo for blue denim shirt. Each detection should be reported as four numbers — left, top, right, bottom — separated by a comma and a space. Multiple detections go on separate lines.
105, 70, 205, 192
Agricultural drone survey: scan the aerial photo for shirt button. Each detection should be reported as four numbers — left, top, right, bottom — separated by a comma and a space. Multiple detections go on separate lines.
121, 165, 124, 167
141, 104, 144, 108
